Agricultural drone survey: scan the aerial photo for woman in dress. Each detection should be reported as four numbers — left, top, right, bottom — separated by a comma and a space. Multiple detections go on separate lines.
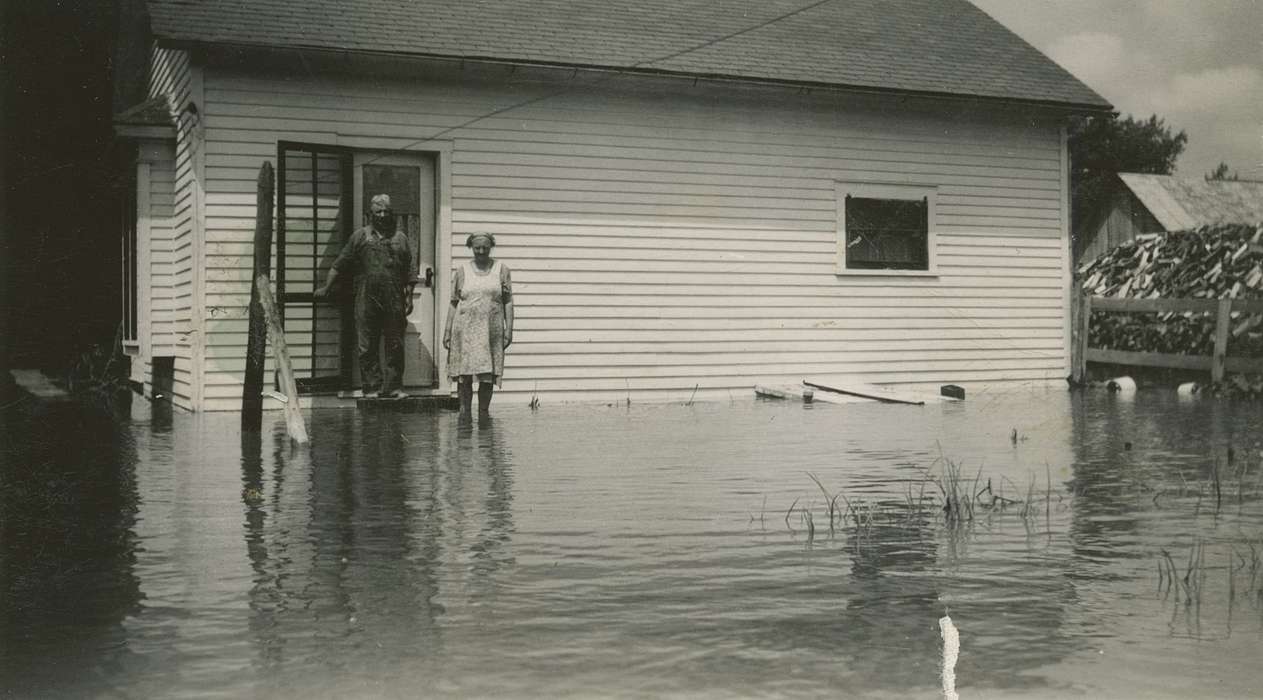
444, 232, 514, 417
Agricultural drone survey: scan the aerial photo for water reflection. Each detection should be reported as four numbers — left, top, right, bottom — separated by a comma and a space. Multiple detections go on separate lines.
1066, 392, 1263, 648
3, 393, 1262, 698
442, 415, 516, 592
832, 509, 942, 692
236, 410, 517, 695
0, 401, 141, 696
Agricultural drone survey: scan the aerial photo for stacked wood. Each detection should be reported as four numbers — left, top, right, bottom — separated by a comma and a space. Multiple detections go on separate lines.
1078, 223, 1263, 395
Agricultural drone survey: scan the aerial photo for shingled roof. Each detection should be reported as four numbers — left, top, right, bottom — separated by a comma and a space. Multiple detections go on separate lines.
1119, 174, 1263, 231
145, 0, 1110, 110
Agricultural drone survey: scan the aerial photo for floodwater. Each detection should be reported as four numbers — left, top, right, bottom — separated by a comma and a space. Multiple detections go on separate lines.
2, 389, 1262, 699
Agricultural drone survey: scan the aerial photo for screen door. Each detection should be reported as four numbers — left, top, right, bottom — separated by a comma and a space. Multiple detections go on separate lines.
276, 143, 354, 392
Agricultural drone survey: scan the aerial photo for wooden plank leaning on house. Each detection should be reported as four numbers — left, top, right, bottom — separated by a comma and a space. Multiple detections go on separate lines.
256, 272, 309, 444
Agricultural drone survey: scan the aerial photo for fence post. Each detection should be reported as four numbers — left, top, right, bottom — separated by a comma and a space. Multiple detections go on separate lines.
1211, 298, 1232, 383
1071, 287, 1091, 384
241, 162, 275, 430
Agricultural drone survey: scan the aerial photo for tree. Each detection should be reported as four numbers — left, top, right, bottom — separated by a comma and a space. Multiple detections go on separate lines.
1068, 113, 1188, 233
1205, 162, 1239, 181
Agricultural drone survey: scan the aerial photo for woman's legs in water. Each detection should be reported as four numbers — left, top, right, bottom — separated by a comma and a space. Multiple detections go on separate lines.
457, 377, 495, 417
457, 377, 474, 416
477, 382, 494, 415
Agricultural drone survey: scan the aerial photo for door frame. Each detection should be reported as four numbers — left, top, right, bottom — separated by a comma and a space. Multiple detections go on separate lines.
432, 142, 453, 392
276, 139, 453, 394
337, 137, 453, 393
352, 150, 439, 388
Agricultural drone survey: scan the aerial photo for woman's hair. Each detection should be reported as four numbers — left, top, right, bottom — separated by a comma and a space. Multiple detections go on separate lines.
465, 232, 497, 248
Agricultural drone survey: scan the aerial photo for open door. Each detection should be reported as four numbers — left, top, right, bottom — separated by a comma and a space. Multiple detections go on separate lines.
276, 143, 354, 393
353, 153, 439, 388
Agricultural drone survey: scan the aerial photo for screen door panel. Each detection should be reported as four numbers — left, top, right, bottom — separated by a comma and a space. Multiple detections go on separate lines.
276, 143, 353, 392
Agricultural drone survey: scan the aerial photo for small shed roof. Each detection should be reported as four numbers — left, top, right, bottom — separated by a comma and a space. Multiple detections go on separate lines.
113, 95, 176, 140
1118, 173, 1263, 231
113, 96, 174, 127
144, 0, 1110, 110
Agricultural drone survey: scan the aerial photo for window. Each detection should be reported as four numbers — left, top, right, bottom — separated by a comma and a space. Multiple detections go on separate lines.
836, 183, 937, 274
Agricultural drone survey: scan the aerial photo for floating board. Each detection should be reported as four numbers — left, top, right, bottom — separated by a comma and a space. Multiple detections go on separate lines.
754, 384, 801, 400
802, 379, 958, 406
754, 384, 852, 404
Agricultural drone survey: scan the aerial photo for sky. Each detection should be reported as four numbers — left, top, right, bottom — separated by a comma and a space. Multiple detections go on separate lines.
971, 0, 1263, 181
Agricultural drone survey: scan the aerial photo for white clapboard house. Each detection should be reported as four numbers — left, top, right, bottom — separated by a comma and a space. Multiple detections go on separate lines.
113, 0, 1110, 411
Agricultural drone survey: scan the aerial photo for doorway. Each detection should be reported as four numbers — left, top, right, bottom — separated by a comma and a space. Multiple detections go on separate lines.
276, 143, 440, 393
353, 152, 439, 389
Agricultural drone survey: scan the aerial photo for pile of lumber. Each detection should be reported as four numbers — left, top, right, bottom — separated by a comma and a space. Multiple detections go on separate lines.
1078, 223, 1263, 394
1079, 223, 1263, 302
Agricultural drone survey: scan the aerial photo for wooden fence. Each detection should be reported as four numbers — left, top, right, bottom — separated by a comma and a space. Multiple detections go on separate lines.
1071, 291, 1263, 384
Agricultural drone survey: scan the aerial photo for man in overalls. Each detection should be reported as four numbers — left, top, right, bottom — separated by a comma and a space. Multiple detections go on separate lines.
315, 194, 417, 398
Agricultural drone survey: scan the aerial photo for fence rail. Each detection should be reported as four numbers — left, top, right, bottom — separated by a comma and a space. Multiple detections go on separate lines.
1071, 292, 1263, 384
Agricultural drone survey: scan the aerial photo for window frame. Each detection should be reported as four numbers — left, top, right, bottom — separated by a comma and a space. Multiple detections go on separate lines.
122, 160, 147, 351
835, 182, 939, 276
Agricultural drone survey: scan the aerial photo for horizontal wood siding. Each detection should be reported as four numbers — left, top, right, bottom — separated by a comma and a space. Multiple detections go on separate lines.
148, 150, 178, 360
129, 146, 179, 396
148, 46, 195, 409
196, 67, 1068, 409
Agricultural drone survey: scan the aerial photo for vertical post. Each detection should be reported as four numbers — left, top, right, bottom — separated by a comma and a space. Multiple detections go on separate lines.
242, 162, 275, 430
1071, 287, 1092, 385
339, 153, 355, 389
309, 151, 319, 380
1069, 276, 1081, 384
152, 356, 174, 428
257, 272, 309, 444
1211, 298, 1232, 383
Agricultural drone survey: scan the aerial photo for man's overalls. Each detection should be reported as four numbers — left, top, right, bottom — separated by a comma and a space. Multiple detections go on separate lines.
354, 230, 408, 394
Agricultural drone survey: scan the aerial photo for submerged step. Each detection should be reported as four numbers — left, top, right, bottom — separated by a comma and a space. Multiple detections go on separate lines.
356, 395, 459, 412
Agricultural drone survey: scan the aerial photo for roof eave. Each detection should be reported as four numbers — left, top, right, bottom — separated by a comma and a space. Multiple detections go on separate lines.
115, 123, 177, 140
159, 36, 1114, 115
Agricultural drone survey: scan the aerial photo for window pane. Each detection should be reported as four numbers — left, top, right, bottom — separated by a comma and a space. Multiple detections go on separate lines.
846, 196, 927, 270
363, 164, 422, 272
363, 165, 420, 222
282, 152, 346, 294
